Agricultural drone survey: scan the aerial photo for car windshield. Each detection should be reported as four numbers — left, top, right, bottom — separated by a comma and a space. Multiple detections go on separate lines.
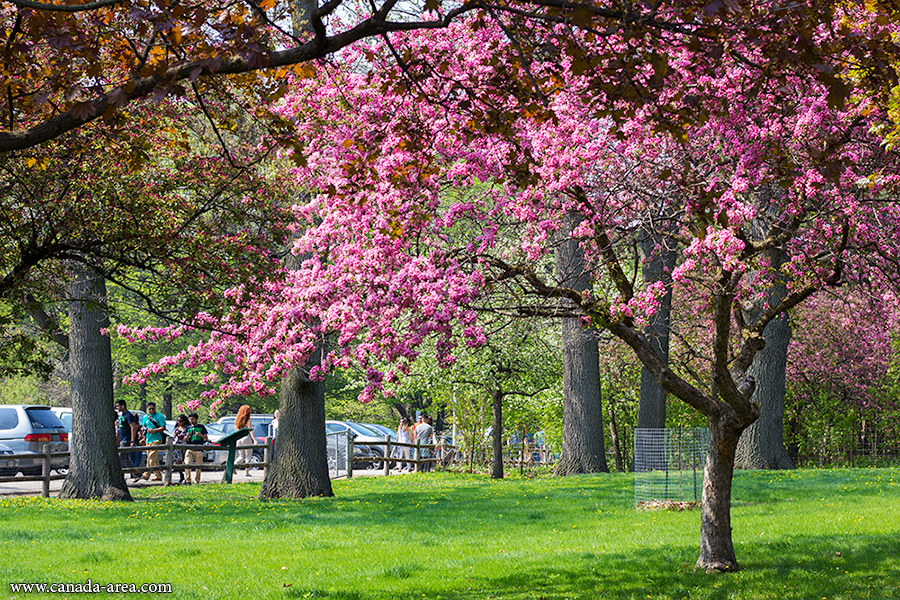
205, 423, 227, 435
217, 418, 270, 431
26, 408, 66, 429
364, 424, 396, 438
345, 422, 381, 437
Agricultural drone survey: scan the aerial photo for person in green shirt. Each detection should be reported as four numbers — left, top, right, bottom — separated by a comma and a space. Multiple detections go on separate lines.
140, 402, 167, 481
183, 413, 209, 484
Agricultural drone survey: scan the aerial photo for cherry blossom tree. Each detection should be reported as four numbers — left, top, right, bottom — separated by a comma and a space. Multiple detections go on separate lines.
128, 3, 900, 571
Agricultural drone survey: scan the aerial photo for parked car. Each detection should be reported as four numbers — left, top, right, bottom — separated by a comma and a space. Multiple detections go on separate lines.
325, 421, 389, 468
362, 423, 398, 441
0, 405, 69, 475
325, 422, 373, 470
217, 414, 274, 433
48, 407, 74, 474
50, 407, 73, 431
203, 421, 265, 465
362, 423, 399, 468
0, 444, 17, 477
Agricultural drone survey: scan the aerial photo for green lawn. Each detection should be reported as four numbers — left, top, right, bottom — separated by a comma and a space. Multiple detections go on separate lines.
1, 468, 898, 599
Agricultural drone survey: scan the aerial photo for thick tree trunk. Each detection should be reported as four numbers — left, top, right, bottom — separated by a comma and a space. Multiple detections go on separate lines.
636, 228, 677, 429
554, 321, 608, 475
554, 213, 608, 475
59, 263, 131, 501
259, 351, 333, 499
697, 414, 746, 572
734, 311, 794, 469
491, 390, 503, 479
735, 250, 794, 470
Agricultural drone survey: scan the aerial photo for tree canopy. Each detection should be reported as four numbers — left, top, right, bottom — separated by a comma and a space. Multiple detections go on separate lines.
3, 0, 900, 152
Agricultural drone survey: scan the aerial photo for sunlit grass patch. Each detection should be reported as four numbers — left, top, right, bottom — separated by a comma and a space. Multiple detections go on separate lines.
1, 468, 897, 599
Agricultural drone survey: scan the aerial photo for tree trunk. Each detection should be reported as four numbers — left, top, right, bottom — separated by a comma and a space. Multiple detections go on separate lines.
162, 389, 173, 420
491, 390, 503, 479
554, 213, 608, 475
59, 263, 131, 501
259, 347, 333, 499
608, 401, 623, 472
697, 414, 746, 572
735, 249, 794, 470
637, 227, 677, 429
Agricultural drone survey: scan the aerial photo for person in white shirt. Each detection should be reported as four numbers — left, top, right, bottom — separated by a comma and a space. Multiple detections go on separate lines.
396, 417, 413, 471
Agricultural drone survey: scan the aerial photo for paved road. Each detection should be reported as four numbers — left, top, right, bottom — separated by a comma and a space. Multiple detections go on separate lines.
0, 466, 388, 497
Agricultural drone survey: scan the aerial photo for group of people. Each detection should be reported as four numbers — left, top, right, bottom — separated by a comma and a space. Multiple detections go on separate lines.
115, 399, 437, 481
394, 414, 437, 472
114, 399, 210, 485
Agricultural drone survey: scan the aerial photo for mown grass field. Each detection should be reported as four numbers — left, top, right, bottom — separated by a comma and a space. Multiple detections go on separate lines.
1, 468, 898, 600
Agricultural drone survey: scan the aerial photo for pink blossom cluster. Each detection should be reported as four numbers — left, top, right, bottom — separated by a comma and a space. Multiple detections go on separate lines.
610, 282, 667, 328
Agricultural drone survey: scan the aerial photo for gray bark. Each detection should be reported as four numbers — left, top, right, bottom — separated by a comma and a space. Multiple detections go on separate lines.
59, 263, 131, 501
554, 213, 608, 475
259, 349, 333, 498
636, 227, 677, 429
697, 414, 744, 572
162, 389, 173, 420
491, 390, 503, 479
736, 251, 794, 470
608, 401, 623, 472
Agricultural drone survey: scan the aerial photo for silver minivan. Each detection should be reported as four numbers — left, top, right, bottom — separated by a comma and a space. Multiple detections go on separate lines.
0, 405, 69, 475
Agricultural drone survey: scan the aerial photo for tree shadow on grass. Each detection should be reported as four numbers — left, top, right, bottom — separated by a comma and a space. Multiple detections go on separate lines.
325, 534, 900, 600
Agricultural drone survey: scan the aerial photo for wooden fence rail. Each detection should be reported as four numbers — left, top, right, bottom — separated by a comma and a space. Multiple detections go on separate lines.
0, 436, 463, 497
0, 438, 276, 497
355, 436, 459, 476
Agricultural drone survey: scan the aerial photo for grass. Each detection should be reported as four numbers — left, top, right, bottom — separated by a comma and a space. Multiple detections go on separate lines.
0, 468, 898, 599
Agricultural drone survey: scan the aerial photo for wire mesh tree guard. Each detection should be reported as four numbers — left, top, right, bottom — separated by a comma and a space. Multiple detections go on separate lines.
634, 428, 708, 508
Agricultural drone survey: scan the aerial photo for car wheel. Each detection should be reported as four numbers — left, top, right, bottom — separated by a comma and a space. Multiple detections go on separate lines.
54, 466, 69, 476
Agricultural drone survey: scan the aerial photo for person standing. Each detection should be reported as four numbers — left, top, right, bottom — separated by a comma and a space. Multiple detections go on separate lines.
183, 413, 208, 484
172, 414, 189, 485
234, 405, 257, 477
140, 402, 167, 481
396, 417, 413, 472
269, 409, 279, 439
115, 400, 141, 480
415, 415, 435, 473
